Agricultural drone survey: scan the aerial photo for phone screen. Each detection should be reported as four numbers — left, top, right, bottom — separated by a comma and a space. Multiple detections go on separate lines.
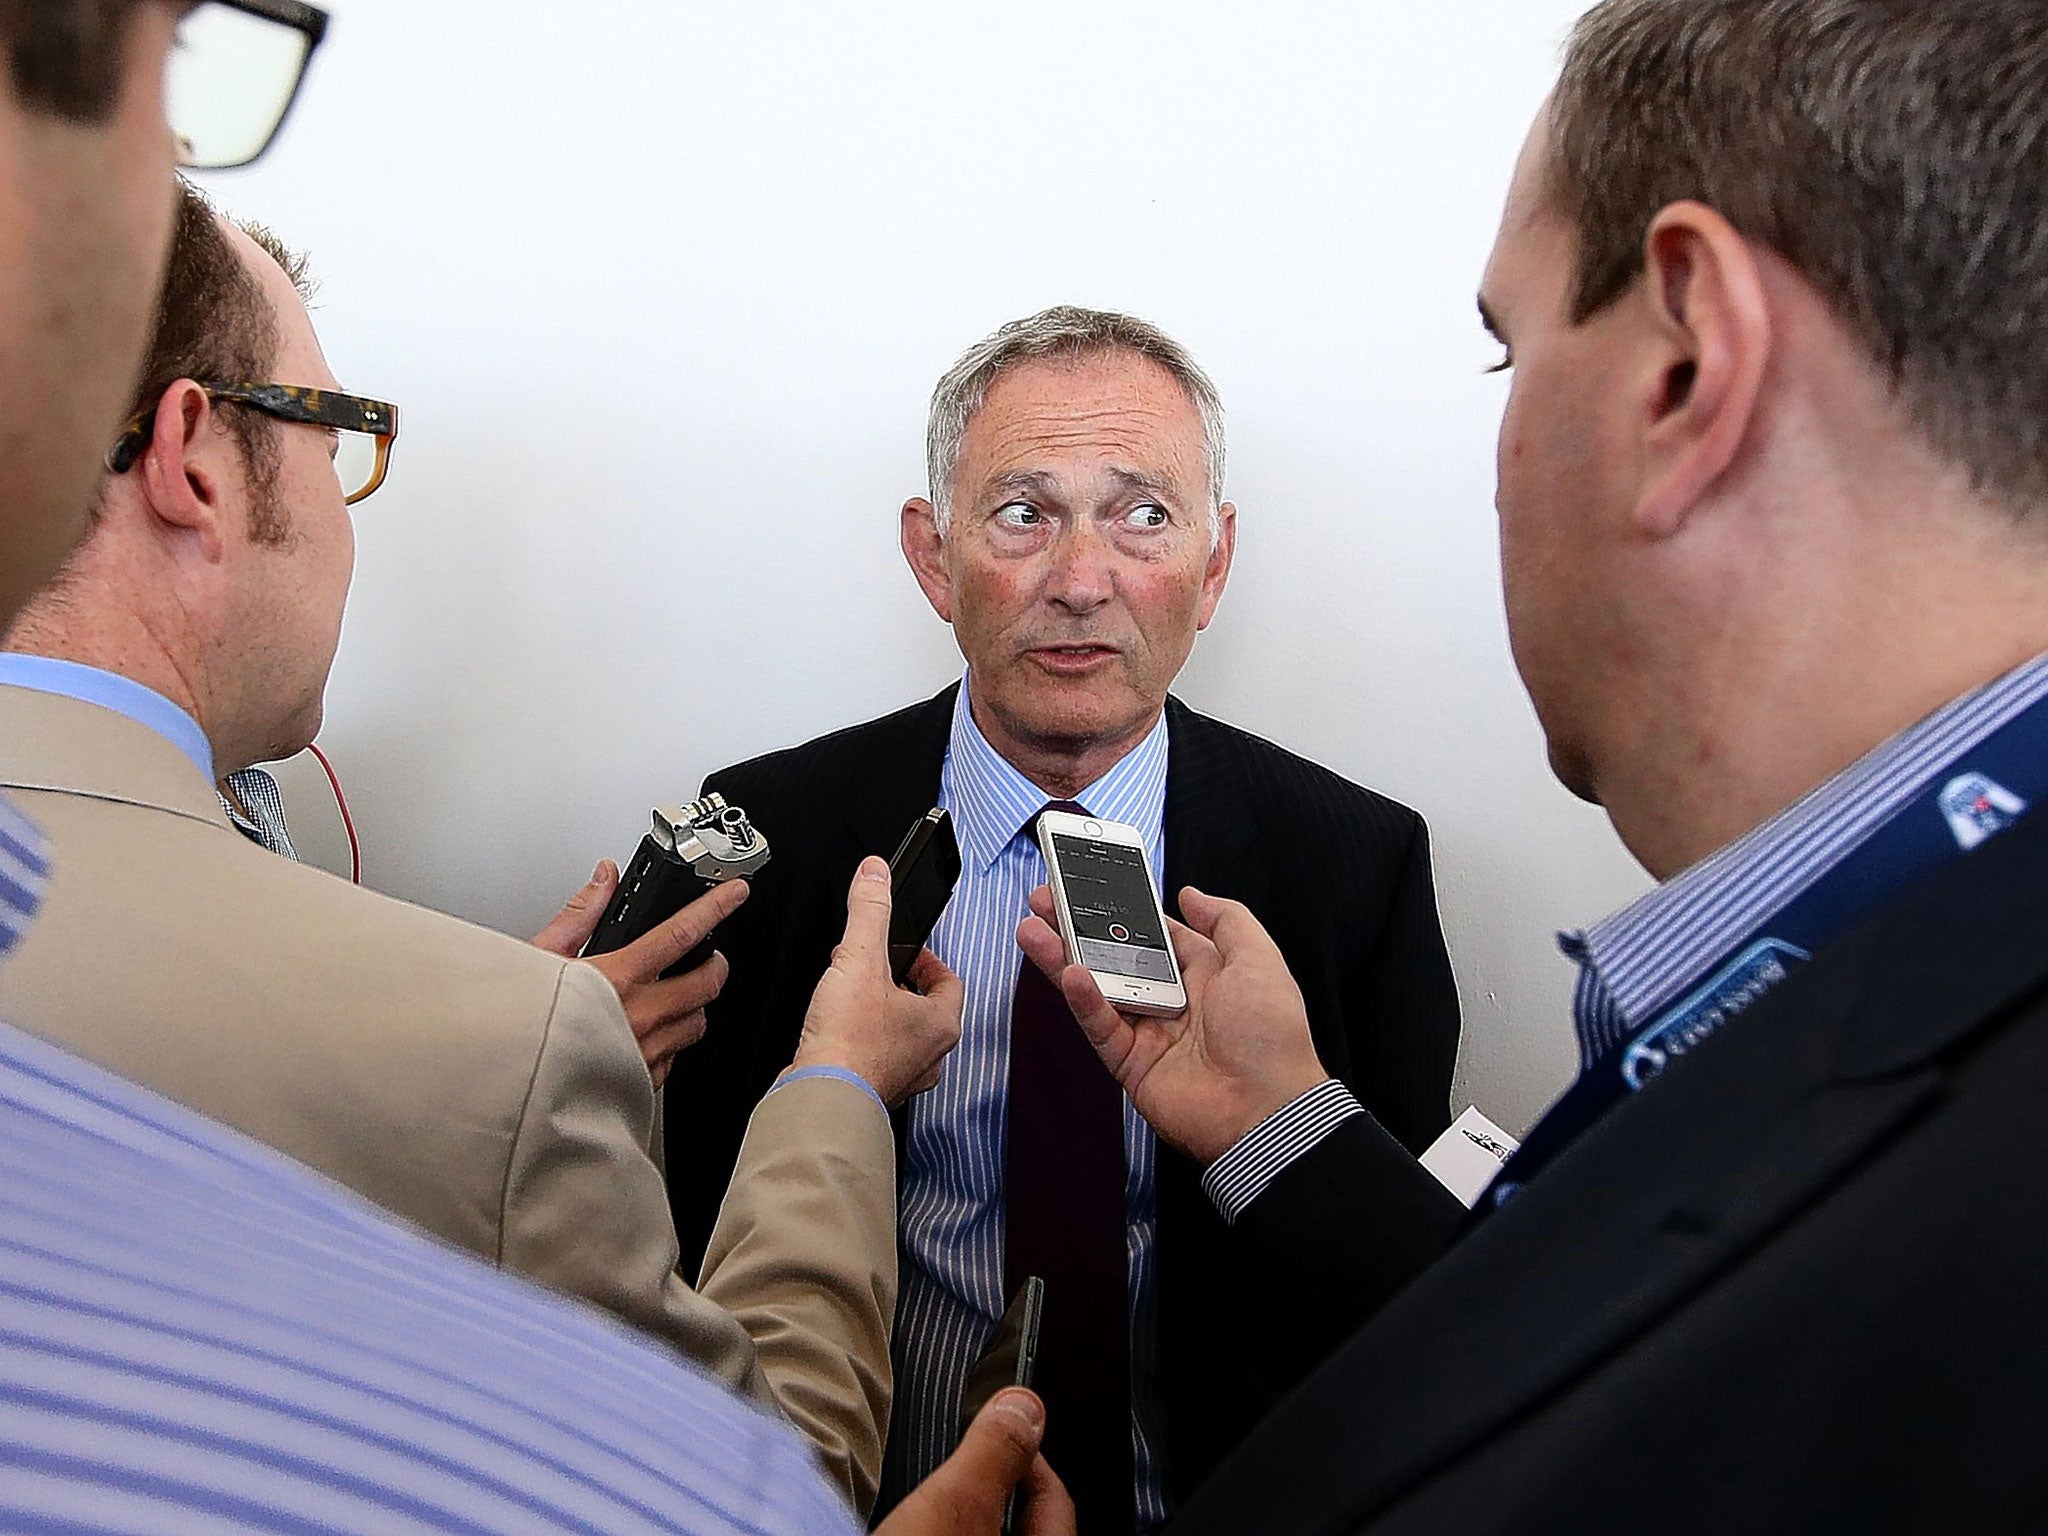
1049, 833, 1175, 981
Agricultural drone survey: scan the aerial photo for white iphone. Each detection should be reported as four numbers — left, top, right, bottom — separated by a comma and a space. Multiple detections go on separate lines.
1036, 809, 1187, 1016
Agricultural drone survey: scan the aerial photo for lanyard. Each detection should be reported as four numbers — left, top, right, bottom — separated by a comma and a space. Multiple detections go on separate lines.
1476, 693, 2048, 1217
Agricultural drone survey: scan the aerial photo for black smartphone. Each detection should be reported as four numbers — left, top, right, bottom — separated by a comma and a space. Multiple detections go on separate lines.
959, 1277, 1045, 1536
886, 807, 961, 984
582, 796, 769, 976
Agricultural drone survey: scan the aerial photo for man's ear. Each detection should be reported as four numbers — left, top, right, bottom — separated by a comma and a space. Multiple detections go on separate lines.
1195, 502, 1236, 631
1633, 200, 1772, 539
136, 380, 231, 562
901, 496, 955, 623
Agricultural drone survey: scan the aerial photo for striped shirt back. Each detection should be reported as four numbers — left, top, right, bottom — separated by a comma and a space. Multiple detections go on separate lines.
0, 1016, 860, 1536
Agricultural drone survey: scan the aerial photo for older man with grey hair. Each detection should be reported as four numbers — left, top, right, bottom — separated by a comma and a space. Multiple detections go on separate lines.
665, 304, 1463, 1533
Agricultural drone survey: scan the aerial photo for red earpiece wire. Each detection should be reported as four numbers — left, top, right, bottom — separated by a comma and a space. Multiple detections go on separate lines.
307, 742, 362, 885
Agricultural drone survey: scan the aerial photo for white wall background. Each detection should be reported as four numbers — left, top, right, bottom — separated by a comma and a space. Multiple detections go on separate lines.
201, 0, 1651, 1137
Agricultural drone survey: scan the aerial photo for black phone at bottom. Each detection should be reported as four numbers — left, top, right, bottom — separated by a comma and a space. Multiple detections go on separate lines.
959, 1277, 1045, 1536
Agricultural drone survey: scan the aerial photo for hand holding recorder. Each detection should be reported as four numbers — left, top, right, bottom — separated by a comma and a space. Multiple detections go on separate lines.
1017, 875, 1330, 1165
789, 856, 965, 1108
533, 859, 748, 1089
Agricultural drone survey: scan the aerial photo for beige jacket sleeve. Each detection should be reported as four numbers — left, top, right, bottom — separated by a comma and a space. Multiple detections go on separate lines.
495, 961, 894, 1512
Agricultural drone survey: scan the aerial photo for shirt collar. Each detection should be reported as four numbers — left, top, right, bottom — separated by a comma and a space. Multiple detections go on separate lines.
944, 672, 1171, 872
1566, 647, 2048, 1040
0, 654, 214, 782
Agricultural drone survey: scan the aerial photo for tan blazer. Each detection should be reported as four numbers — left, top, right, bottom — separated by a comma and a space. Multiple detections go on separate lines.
0, 683, 894, 1511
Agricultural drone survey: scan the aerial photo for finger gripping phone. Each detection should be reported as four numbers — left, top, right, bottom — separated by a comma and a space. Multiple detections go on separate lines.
959, 1276, 1045, 1536
1036, 809, 1186, 1015
581, 795, 770, 977
886, 807, 961, 984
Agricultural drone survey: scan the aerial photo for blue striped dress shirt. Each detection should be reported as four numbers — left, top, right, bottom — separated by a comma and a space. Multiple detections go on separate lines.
890, 676, 1171, 1528
0, 1012, 862, 1535
1561, 648, 2048, 1063
1214, 649, 2048, 1222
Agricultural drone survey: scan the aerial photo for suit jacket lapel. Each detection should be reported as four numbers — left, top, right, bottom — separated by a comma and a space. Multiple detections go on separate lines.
1190, 808, 2048, 1532
1161, 697, 1261, 922
842, 683, 956, 861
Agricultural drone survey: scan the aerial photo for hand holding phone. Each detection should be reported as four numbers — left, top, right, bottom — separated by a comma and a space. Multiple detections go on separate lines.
788, 857, 966, 1108
1035, 811, 1185, 1015
1016, 882, 1329, 1164
957, 1277, 1046, 1536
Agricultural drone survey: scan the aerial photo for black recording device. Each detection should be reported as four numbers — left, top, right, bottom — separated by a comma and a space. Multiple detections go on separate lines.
581, 795, 770, 975
886, 807, 961, 984
959, 1276, 1046, 1536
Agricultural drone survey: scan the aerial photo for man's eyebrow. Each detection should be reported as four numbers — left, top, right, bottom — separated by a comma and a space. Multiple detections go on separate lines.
988, 469, 1061, 501
981, 466, 1184, 505
1105, 466, 1179, 500
1478, 296, 1505, 342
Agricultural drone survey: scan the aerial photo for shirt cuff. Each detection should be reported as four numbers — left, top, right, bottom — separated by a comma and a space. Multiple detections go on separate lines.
771, 1064, 887, 1114
1201, 1079, 1364, 1225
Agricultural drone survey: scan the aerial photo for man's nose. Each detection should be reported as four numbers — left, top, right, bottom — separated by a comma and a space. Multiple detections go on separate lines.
1043, 522, 1115, 613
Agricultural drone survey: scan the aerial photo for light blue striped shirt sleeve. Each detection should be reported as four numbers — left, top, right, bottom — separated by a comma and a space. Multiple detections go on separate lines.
0, 1015, 863, 1536
0, 794, 49, 962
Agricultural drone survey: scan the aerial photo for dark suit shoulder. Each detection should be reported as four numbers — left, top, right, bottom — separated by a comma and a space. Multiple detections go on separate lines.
1166, 697, 1428, 857
703, 687, 956, 815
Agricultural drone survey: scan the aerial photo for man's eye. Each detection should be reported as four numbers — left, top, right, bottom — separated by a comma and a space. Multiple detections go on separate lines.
1484, 350, 1514, 375
1126, 503, 1170, 530
326, 430, 341, 461
994, 501, 1043, 528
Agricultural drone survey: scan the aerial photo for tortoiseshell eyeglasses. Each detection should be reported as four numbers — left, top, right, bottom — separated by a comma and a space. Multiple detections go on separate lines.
107, 383, 399, 506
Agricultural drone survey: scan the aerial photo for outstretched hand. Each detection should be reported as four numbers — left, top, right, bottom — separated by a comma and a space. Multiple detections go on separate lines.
875, 1390, 1075, 1536
533, 860, 749, 1088
1016, 885, 1329, 1163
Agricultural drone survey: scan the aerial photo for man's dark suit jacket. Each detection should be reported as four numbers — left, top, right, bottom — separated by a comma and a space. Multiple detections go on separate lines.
1170, 786, 2048, 1533
665, 684, 1463, 1507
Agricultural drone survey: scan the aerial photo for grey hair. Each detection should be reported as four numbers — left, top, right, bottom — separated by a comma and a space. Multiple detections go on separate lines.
925, 305, 1227, 546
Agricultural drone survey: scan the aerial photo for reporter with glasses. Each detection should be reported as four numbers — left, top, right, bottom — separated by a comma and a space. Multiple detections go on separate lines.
0, 5, 969, 1517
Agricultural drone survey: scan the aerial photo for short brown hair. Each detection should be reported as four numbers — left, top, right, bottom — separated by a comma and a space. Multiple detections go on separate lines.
110, 181, 316, 542
0, 0, 145, 121
1551, 0, 2048, 510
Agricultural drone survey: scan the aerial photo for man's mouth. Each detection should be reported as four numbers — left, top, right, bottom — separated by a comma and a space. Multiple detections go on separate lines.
1024, 643, 1121, 673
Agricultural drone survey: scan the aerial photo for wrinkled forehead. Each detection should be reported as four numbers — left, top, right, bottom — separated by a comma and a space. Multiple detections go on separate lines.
958, 350, 1209, 494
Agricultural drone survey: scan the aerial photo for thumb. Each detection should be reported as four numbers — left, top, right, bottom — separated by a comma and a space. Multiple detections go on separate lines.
833, 855, 894, 970
1177, 885, 1270, 961
531, 860, 619, 955
945, 1390, 1046, 1511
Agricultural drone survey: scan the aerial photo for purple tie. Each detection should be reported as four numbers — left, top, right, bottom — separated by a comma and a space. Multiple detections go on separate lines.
1005, 801, 1134, 1534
